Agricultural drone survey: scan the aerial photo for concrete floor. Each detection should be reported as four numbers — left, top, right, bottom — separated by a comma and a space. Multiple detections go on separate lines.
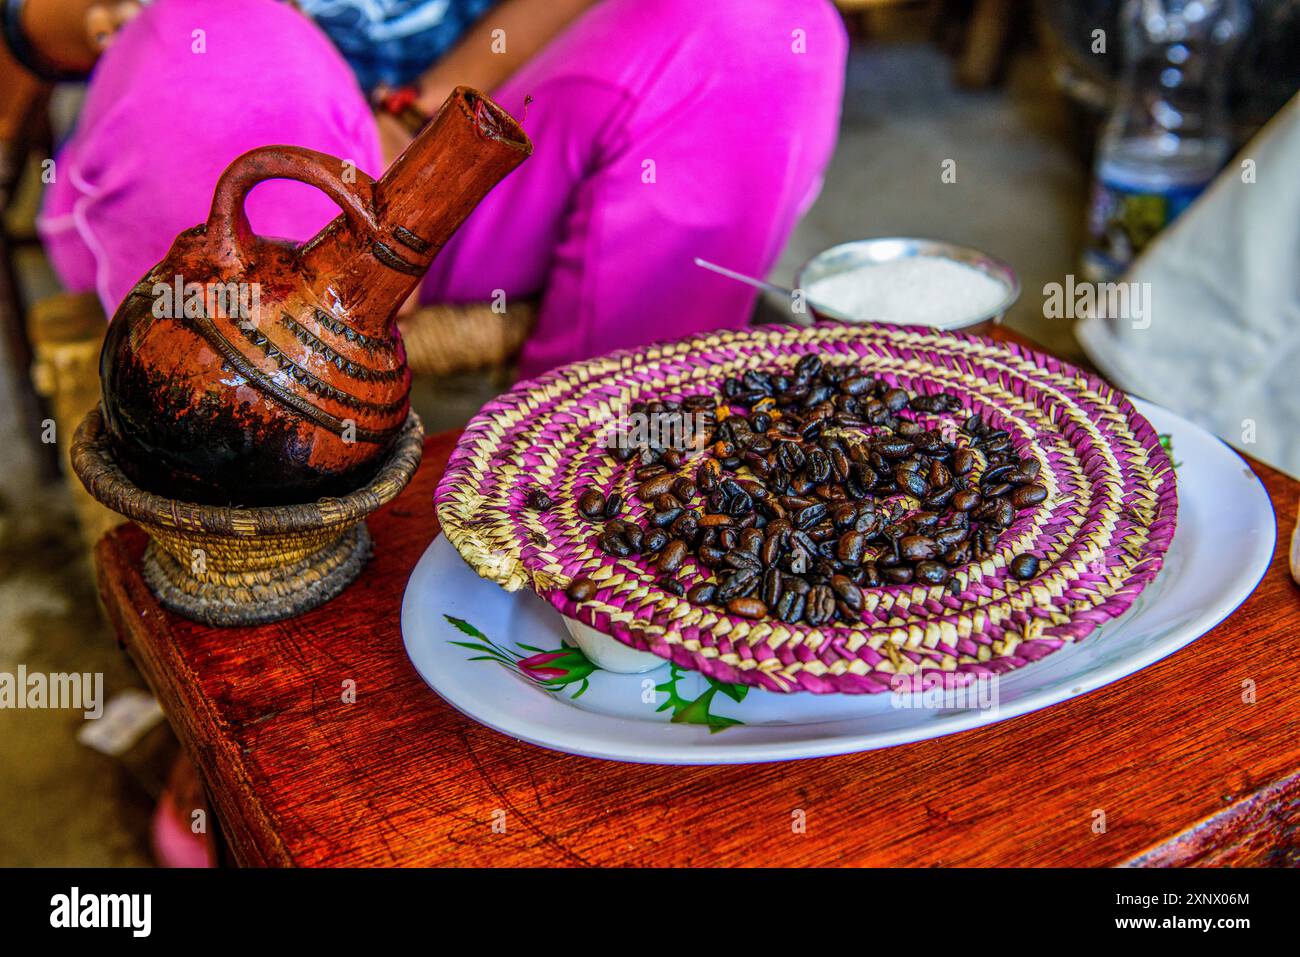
0, 35, 1088, 866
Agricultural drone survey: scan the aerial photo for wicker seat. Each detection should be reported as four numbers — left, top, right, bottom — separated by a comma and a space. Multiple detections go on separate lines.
398, 300, 536, 377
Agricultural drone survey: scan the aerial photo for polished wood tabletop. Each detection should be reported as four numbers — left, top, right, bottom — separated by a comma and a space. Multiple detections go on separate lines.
93, 342, 1300, 867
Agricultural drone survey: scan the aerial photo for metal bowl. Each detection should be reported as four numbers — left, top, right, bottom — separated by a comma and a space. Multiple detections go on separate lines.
794, 237, 1021, 335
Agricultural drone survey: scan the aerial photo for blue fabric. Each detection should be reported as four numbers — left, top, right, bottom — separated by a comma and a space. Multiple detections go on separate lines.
296, 0, 498, 92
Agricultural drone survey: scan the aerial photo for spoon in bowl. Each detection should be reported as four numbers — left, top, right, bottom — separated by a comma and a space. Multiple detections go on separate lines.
692, 258, 857, 324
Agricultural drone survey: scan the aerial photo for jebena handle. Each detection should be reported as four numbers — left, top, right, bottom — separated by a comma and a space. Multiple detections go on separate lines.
205, 146, 379, 267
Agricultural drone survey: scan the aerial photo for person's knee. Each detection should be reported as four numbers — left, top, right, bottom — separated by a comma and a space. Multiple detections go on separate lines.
656, 0, 848, 82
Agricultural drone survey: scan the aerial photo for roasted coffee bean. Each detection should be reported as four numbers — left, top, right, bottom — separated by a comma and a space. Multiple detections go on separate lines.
643, 528, 669, 554
623, 524, 645, 553
660, 578, 686, 597
909, 511, 940, 530
672, 478, 698, 501
984, 435, 1012, 455
739, 527, 765, 556
604, 492, 623, 519
923, 486, 956, 510
566, 577, 597, 601
794, 502, 828, 530
687, 582, 717, 604
928, 460, 952, 489
832, 503, 859, 531
1010, 483, 1048, 509
795, 353, 823, 379
854, 509, 882, 537
775, 590, 806, 623
578, 489, 606, 519
836, 530, 867, 565
651, 507, 682, 527
882, 565, 914, 584
830, 575, 863, 613
726, 597, 768, 619
717, 568, 760, 601
898, 534, 939, 562
656, 540, 689, 574
727, 492, 754, 517
952, 448, 977, 476
876, 437, 913, 459
764, 518, 793, 541
882, 388, 910, 412
526, 489, 554, 511
982, 462, 1017, 486
760, 533, 785, 568
1009, 553, 1040, 580
761, 568, 784, 607
697, 544, 726, 568
599, 532, 630, 557
934, 525, 970, 549
805, 585, 837, 626
982, 482, 1011, 498
699, 513, 733, 528
912, 430, 947, 457
951, 489, 981, 512
634, 464, 668, 481
915, 561, 950, 586
898, 470, 929, 499
697, 459, 722, 492
861, 561, 882, 588
670, 511, 699, 542
653, 493, 681, 512
638, 475, 676, 500
724, 549, 762, 572
944, 543, 972, 565
991, 499, 1016, 528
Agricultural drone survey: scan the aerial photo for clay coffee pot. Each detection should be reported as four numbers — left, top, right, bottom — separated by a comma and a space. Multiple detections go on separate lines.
100, 88, 531, 506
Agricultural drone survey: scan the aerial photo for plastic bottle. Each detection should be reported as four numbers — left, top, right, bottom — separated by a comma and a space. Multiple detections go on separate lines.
1082, 0, 1247, 281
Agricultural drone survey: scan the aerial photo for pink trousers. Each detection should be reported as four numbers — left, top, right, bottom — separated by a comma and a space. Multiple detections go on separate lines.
40, 0, 846, 377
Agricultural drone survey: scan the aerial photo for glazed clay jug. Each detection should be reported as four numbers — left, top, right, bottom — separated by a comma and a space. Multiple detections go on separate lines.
100, 88, 531, 506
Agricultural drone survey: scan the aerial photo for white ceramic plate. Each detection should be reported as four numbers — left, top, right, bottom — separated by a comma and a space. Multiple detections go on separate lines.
401, 399, 1275, 765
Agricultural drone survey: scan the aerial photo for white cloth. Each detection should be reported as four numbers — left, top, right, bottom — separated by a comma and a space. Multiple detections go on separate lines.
1077, 93, 1300, 482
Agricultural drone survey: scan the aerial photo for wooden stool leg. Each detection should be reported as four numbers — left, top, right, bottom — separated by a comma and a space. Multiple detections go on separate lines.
28, 292, 122, 549
956, 0, 1014, 88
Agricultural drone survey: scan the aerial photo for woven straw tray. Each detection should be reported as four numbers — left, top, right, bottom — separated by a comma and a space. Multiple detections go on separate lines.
435, 323, 1177, 694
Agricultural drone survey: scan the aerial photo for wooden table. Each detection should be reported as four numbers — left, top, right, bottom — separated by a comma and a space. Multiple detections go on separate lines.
94, 386, 1300, 868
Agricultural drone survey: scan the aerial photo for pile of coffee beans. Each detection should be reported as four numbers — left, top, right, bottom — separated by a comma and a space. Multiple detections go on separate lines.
560, 354, 1049, 624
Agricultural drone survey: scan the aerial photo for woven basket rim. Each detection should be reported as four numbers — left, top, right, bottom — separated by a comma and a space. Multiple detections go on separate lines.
71, 405, 424, 535
435, 322, 1179, 693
